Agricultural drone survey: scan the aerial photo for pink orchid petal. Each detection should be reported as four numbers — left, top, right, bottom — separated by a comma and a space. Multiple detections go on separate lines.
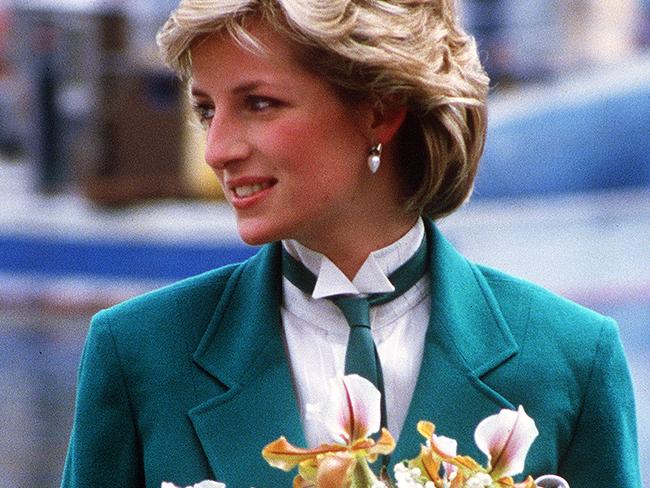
315, 453, 356, 488
321, 375, 381, 444
474, 405, 539, 478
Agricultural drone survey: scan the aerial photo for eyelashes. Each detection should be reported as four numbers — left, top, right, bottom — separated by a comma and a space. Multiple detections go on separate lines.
190, 95, 285, 128
191, 103, 215, 128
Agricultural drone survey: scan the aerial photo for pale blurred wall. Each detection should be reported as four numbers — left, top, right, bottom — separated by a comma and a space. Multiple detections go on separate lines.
562, 0, 640, 67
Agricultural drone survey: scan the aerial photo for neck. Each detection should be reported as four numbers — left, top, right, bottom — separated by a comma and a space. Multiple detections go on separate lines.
290, 144, 420, 279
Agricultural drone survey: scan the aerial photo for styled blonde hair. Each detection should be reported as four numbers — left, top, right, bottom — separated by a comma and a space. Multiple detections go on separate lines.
157, 0, 489, 219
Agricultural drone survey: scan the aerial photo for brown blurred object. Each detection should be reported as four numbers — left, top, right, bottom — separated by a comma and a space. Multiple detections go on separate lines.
0, 9, 9, 69
78, 11, 187, 204
83, 70, 187, 204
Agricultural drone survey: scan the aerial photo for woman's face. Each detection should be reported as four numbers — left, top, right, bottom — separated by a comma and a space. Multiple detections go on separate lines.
190, 22, 399, 249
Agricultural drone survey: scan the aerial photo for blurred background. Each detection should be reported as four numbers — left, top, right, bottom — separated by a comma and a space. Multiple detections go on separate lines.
0, 0, 649, 485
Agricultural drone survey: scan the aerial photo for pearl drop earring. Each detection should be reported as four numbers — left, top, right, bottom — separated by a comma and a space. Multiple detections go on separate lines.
367, 143, 382, 173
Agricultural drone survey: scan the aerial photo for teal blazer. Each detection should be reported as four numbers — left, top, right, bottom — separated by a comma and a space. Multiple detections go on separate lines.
62, 221, 640, 487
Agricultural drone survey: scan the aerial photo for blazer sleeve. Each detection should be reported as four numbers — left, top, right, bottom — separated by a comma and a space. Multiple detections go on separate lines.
61, 310, 144, 488
558, 317, 641, 487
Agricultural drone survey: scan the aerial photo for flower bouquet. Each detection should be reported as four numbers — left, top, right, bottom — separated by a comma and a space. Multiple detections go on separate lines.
164, 375, 569, 488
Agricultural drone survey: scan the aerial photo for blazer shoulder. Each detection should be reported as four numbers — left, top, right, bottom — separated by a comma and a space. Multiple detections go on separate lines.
473, 263, 625, 420
475, 263, 616, 344
93, 262, 243, 339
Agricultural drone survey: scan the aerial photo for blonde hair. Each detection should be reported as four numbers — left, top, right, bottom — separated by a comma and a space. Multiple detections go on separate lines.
157, 0, 489, 219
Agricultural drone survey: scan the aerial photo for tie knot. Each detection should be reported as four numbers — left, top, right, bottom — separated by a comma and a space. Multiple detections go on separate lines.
332, 296, 371, 328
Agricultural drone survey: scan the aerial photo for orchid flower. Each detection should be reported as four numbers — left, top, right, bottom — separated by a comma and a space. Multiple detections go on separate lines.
409, 406, 542, 488
262, 374, 395, 487
409, 420, 483, 486
161, 480, 225, 488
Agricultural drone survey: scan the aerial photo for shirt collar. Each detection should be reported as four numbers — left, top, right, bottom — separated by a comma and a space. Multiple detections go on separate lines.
282, 218, 425, 299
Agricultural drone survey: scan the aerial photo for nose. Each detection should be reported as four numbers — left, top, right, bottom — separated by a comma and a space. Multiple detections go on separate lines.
204, 113, 252, 170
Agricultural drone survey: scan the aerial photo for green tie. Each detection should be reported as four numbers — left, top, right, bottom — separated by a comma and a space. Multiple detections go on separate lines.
281, 236, 428, 433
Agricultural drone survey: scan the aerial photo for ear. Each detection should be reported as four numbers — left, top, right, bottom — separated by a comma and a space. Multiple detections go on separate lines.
369, 101, 407, 145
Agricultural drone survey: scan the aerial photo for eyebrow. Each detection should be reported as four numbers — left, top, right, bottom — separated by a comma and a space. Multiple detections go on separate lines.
190, 80, 270, 99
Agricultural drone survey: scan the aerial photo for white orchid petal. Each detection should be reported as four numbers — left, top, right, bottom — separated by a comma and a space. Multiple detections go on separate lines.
161, 481, 225, 488
431, 434, 457, 457
474, 405, 539, 478
430, 434, 458, 478
193, 481, 226, 488
321, 375, 381, 443
341, 374, 382, 441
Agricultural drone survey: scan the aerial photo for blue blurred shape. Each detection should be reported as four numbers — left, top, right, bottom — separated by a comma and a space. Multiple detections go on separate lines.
475, 57, 650, 198
0, 235, 257, 281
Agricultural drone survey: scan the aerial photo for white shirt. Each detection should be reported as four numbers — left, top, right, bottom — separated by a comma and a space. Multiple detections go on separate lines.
281, 218, 430, 446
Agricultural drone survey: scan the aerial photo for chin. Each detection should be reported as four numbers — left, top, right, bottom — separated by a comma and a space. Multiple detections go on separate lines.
236, 221, 284, 246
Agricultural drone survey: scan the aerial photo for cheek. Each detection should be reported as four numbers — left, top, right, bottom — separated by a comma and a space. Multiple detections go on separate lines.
256, 110, 366, 189
258, 118, 324, 169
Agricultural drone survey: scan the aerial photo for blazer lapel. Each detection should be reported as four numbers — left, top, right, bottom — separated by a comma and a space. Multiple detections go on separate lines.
392, 221, 519, 463
188, 243, 305, 487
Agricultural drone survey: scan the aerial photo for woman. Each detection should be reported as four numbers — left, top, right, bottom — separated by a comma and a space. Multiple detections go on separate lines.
62, 1, 640, 487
